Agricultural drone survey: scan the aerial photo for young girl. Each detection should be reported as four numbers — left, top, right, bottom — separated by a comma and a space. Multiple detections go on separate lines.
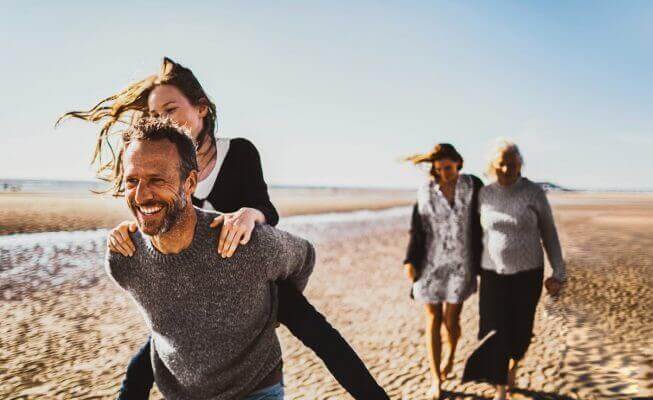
404, 143, 483, 398
58, 57, 388, 400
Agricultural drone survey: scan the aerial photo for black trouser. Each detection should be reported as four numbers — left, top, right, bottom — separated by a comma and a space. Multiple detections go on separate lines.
117, 281, 389, 400
463, 268, 543, 385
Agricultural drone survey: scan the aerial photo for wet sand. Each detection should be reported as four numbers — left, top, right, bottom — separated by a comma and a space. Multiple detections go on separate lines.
0, 188, 415, 236
1, 192, 652, 399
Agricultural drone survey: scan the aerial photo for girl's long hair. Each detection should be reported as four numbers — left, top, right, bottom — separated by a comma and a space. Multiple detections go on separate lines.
405, 143, 464, 182
56, 57, 217, 195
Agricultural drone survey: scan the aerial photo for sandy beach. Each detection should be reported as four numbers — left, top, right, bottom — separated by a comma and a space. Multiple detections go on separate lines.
1, 191, 652, 399
0, 188, 415, 236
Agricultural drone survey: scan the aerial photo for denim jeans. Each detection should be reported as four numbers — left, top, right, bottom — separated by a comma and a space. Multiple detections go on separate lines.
243, 381, 284, 400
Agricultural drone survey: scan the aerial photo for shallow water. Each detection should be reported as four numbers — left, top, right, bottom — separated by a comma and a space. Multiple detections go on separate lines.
0, 207, 411, 300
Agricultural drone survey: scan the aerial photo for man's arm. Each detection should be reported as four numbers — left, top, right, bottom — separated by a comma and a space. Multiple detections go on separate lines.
258, 225, 315, 292
105, 248, 129, 290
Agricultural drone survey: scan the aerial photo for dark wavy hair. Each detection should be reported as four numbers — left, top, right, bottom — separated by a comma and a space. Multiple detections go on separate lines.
405, 143, 464, 181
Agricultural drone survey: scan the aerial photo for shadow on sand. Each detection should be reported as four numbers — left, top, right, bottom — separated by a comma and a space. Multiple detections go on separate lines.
439, 387, 576, 400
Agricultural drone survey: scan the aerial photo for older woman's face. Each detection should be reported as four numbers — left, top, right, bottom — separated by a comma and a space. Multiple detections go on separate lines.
494, 150, 522, 186
148, 84, 207, 140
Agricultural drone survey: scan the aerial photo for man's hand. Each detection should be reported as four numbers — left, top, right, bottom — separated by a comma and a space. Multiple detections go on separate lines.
544, 277, 563, 296
107, 220, 138, 256
210, 207, 265, 258
404, 263, 417, 282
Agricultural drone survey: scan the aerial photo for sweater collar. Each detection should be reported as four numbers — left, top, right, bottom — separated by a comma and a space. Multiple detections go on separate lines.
138, 207, 214, 265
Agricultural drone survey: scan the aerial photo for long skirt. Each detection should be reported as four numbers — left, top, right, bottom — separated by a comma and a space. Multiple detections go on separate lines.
462, 267, 543, 385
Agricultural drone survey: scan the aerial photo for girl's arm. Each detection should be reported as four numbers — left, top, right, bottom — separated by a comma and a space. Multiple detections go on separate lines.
404, 203, 426, 279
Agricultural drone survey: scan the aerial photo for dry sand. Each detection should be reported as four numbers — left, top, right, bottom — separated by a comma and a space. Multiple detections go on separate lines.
1, 192, 652, 399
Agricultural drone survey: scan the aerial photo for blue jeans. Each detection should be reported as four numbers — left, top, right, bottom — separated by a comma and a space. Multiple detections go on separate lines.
243, 381, 284, 400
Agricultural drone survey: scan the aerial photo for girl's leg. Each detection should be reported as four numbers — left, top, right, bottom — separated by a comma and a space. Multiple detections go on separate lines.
276, 281, 389, 400
424, 303, 443, 396
442, 302, 464, 379
117, 338, 154, 400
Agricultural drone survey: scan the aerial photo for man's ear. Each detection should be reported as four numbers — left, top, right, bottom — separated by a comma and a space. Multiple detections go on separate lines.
185, 170, 198, 198
197, 99, 209, 119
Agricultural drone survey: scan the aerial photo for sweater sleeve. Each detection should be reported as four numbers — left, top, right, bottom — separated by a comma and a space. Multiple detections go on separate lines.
104, 248, 129, 290
260, 225, 315, 292
404, 203, 426, 276
236, 138, 280, 227
534, 188, 567, 281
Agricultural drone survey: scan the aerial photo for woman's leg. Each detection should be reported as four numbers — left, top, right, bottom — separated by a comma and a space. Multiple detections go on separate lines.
507, 268, 544, 388
424, 303, 443, 395
462, 270, 511, 387
442, 302, 464, 379
117, 338, 154, 400
276, 281, 389, 400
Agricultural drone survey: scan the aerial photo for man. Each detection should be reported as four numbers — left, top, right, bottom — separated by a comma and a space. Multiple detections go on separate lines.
105, 118, 314, 399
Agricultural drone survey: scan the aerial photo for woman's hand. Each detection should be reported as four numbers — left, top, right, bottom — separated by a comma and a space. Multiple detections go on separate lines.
544, 277, 563, 296
107, 220, 138, 256
210, 207, 265, 258
404, 263, 417, 282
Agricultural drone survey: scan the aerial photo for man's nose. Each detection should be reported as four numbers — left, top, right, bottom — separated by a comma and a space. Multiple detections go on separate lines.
135, 182, 154, 204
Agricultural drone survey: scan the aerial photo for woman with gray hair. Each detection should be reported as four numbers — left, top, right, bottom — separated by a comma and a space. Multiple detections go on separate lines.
462, 140, 566, 400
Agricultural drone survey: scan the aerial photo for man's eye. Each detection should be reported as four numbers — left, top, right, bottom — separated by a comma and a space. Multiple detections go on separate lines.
166, 108, 177, 114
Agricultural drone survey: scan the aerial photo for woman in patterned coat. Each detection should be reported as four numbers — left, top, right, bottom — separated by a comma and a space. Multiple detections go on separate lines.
404, 143, 483, 397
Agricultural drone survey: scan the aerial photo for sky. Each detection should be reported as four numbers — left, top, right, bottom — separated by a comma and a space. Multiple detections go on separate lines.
1, 1, 651, 190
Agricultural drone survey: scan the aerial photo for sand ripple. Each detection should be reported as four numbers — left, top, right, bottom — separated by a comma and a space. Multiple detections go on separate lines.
2, 203, 652, 399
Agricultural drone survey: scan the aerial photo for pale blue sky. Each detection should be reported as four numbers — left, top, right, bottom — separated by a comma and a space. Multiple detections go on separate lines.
1, 1, 651, 190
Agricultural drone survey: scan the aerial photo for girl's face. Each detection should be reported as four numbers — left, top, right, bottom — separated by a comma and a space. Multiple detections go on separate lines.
148, 84, 207, 140
494, 150, 522, 186
433, 158, 460, 184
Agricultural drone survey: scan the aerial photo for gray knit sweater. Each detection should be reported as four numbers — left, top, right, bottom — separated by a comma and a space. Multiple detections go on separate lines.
105, 207, 315, 399
479, 177, 566, 281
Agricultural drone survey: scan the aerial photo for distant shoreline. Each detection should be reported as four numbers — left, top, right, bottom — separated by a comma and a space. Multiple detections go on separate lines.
1, 178, 652, 194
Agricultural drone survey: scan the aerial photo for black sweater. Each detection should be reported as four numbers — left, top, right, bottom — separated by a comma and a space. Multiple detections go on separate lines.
192, 138, 279, 226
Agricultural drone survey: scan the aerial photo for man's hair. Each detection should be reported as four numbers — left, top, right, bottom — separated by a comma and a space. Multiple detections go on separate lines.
122, 117, 198, 189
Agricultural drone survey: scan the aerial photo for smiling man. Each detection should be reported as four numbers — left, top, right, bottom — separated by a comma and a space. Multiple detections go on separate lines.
105, 118, 315, 400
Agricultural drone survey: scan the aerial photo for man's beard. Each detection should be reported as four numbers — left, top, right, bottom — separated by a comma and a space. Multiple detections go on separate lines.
130, 188, 188, 236
159, 190, 187, 234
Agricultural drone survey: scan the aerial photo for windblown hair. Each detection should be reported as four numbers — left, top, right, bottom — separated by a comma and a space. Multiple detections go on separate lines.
56, 57, 216, 195
485, 138, 523, 180
405, 143, 464, 181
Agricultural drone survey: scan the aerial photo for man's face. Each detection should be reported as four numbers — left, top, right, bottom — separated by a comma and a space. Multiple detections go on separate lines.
123, 139, 190, 236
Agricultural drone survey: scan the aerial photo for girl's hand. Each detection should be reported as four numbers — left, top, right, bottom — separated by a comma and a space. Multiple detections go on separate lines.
404, 263, 417, 282
544, 277, 563, 296
107, 220, 138, 256
210, 207, 265, 258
